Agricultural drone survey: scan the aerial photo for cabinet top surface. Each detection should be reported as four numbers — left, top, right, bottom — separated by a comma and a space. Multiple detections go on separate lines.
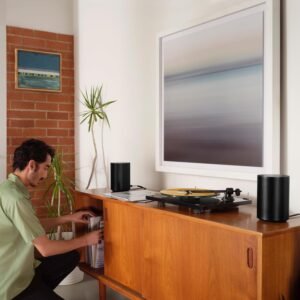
77, 189, 300, 236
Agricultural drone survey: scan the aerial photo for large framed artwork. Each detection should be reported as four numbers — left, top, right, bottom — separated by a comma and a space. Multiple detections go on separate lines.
15, 49, 62, 92
157, 0, 280, 180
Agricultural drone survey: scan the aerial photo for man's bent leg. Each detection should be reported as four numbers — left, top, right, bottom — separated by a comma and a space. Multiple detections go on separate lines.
13, 275, 64, 300
36, 250, 80, 289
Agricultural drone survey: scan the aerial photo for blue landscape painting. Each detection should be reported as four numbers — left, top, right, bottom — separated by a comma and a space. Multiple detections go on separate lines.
17, 50, 61, 91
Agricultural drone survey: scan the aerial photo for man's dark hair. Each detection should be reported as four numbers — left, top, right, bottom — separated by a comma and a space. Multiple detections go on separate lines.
13, 139, 55, 171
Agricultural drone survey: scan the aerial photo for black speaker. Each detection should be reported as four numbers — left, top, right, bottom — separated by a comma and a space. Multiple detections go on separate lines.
110, 162, 130, 192
257, 174, 289, 222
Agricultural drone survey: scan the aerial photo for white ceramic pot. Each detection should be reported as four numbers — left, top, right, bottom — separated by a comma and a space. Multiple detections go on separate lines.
59, 266, 84, 285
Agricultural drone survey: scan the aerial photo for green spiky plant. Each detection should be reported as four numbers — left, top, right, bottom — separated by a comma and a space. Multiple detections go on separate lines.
80, 85, 116, 190
45, 151, 75, 240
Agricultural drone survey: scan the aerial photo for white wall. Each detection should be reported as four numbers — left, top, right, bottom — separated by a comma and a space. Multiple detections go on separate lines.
74, 0, 300, 212
282, 0, 300, 212
0, 0, 7, 181
74, 0, 163, 190
5, 0, 74, 34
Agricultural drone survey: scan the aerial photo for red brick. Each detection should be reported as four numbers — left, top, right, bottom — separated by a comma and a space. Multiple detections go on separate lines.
46, 40, 70, 51
7, 91, 24, 101
42, 137, 59, 146
59, 145, 74, 154
47, 94, 67, 103
7, 81, 15, 90
23, 128, 46, 136
9, 119, 34, 127
62, 69, 74, 77
11, 137, 30, 146
23, 92, 47, 101
57, 34, 73, 43
47, 112, 68, 120
7, 62, 15, 71
7, 72, 15, 82
58, 137, 74, 145
7, 145, 17, 154
7, 53, 15, 63
22, 37, 46, 49
34, 30, 58, 41
8, 110, 47, 119
58, 120, 74, 128
10, 101, 35, 110
62, 60, 74, 69
61, 86, 74, 94
35, 206, 49, 217
58, 103, 73, 112
53, 94, 74, 103
35, 102, 58, 111
62, 77, 74, 87
7, 44, 17, 54
62, 52, 73, 60
47, 129, 69, 137
35, 120, 58, 128
7, 26, 35, 37
7, 128, 23, 136
68, 112, 74, 120
6, 35, 23, 45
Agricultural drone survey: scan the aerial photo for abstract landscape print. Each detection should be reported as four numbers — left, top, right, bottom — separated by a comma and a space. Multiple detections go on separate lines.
15, 49, 61, 92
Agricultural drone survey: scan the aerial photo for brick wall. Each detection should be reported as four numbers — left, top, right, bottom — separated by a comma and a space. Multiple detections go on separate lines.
6, 26, 74, 218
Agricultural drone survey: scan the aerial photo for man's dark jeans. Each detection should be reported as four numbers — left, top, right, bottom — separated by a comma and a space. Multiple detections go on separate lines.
14, 250, 80, 300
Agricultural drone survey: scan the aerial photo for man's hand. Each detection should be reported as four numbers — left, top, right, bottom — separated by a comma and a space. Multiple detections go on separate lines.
84, 230, 103, 245
66, 210, 95, 224
33, 229, 103, 257
40, 210, 97, 231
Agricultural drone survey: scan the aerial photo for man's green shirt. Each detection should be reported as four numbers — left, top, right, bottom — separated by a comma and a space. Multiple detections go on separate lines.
0, 173, 45, 300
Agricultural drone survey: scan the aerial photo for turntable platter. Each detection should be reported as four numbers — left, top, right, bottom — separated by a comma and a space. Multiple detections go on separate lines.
160, 188, 218, 198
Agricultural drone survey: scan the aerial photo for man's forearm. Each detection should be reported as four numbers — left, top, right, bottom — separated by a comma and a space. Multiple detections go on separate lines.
40, 215, 71, 231
33, 235, 87, 257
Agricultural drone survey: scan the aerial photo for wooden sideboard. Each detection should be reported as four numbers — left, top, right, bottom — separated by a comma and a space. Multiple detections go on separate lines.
75, 190, 300, 300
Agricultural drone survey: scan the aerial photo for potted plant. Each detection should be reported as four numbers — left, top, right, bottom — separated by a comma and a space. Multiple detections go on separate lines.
45, 151, 75, 240
45, 152, 84, 285
80, 85, 116, 189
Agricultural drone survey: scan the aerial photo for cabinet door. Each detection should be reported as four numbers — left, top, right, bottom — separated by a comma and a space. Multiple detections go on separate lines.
143, 211, 258, 300
104, 201, 143, 294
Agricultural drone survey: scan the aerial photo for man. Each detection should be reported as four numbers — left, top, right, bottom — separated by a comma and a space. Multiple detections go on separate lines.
0, 139, 102, 300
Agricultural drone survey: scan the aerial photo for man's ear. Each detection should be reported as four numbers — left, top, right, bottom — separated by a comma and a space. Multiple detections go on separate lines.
28, 160, 37, 171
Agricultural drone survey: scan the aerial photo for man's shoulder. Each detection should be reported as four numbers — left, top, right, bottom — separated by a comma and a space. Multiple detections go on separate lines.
0, 178, 15, 192
0, 179, 24, 203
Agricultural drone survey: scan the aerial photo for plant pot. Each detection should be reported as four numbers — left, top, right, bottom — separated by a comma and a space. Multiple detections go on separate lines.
59, 266, 84, 286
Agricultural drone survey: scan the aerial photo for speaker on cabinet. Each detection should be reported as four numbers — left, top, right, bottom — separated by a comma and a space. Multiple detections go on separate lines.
257, 174, 289, 222
110, 162, 130, 192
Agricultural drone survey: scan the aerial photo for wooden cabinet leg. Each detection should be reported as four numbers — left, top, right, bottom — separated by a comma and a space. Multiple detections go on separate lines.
99, 280, 106, 300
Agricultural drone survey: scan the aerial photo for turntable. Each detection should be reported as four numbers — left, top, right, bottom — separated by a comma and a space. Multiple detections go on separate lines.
146, 187, 251, 213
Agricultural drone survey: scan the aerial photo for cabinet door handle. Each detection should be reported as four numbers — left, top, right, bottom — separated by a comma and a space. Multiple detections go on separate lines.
247, 247, 253, 269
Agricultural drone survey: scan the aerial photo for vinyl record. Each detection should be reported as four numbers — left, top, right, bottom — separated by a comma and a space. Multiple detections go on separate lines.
160, 188, 218, 198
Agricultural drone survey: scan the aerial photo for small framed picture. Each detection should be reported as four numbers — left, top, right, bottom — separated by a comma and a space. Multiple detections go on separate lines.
15, 49, 62, 92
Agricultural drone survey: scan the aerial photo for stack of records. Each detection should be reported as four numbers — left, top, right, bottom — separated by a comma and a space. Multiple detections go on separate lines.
87, 216, 104, 268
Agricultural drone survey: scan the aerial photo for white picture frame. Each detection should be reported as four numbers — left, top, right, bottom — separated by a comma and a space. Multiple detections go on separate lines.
156, 0, 280, 180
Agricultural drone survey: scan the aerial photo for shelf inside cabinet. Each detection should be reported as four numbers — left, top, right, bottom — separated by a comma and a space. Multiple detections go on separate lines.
79, 263, 144, 300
